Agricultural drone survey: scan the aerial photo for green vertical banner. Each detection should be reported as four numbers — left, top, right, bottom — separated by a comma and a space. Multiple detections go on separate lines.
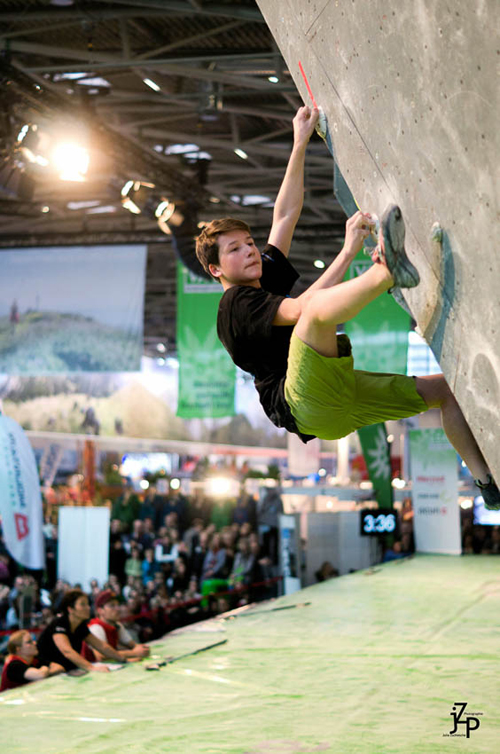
344, 253, 411, 508
344, 255, 410, 374
176, 263, 236, 418
357, 423, 393, 508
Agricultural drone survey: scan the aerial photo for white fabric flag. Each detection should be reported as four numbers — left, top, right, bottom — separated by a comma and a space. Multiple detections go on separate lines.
0, 415, 45, 569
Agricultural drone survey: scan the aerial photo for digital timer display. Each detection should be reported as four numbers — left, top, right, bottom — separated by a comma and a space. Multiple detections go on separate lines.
360, 509, 397, 536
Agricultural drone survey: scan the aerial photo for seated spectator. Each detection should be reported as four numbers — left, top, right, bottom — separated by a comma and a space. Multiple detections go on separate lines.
81, 590, 149, 663
155, 532, 179, 565
1, 630, 62, 692
232, 493, 257, 528
109, 518, 123, 546
130, 519, 154, 553
201, 533, 227, 584
36, 589, 124, 673
315, 561, 339, 582
111, 484, 140, 533
228, 537, 255, 588
210, 498, 233, 531
183, 518, 204, 557
142, 548, 160, 585
167, 558, 190, 597
109, 538, 127, 585
122, 576, 142, 602
382, 541, 407, 562
138, 486, 160, 524
191, 530, 210, 583
124, 547, 143, 580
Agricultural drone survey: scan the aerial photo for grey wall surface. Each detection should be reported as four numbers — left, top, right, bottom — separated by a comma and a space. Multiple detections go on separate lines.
257, 0, 499, 480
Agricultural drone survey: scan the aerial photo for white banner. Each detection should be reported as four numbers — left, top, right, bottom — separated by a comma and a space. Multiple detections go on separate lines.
58, 507, 110, 591
409, 428, 461, 555
0, 415, 45, 569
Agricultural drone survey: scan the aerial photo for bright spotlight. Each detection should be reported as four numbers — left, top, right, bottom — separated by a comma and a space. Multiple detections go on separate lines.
170, 478, 181, 490
207, 477, 231, 496
268, 75, 279, 83
52, 143, 89, 181
234, 148, 248, 160
460, 498, 473, 510
392, 478, 406, 489
139, 479, 150, 490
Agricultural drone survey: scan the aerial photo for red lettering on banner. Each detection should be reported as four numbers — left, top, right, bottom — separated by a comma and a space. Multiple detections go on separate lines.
14, 514, 29, 540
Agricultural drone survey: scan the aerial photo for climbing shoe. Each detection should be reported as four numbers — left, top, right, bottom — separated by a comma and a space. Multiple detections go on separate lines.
377, 205, 420, 290
475, 474, 500, 511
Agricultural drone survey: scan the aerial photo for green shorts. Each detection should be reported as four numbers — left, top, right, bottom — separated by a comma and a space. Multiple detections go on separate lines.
284, 332, 428, 441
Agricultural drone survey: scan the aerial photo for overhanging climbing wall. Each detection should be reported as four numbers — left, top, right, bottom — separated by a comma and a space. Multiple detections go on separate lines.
257, 0, 499, 479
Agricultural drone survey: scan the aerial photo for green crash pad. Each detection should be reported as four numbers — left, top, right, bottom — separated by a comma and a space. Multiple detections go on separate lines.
2, 554, 499, 753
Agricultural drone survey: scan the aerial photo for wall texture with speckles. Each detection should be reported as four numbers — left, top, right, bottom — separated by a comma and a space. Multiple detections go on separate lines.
257, 0, 499, 480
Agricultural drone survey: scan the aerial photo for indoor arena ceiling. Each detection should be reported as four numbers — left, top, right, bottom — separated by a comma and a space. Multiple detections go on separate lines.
0, 0, 347, 357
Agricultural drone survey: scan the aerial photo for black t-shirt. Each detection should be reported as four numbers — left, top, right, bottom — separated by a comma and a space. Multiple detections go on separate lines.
5, 659, 30, 685
217, 243, 315, 443
37, 614, 90, 671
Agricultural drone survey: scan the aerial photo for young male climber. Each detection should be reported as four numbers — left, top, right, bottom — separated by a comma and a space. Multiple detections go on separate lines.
195, 105, 499, 510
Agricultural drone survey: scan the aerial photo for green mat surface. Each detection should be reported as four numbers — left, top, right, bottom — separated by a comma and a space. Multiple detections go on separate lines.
2, 555, 499, 753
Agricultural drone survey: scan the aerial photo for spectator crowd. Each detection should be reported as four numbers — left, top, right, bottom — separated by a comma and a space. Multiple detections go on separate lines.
1, 484, 280, 655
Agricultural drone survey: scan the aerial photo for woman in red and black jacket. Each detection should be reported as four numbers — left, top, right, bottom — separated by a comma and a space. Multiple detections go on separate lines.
1, 630, 62, 692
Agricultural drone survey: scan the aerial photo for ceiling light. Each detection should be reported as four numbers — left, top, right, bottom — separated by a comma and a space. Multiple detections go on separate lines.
268, 76, 279, 83
41, 206, 50, 213
314, 259, 326, 269
121, 180, 156, 214
170, 478, 181, 490
155, 199, 175, 220
76, 77, 111, 88
143, 78, 161, 92
67, 200, 100, 210
234, 148, 248, 160
209, 196, 221, 203
53, 72, 88, 81
241, 194, 271, 206
157, 357, 166, 366
165, 143, 200, 156
52, 143, 89, 182
156, 343, 166, 353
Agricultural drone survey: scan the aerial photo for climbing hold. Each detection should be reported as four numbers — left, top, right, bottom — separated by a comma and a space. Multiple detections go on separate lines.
431, 222, 443, 243
315, 106, 328, 140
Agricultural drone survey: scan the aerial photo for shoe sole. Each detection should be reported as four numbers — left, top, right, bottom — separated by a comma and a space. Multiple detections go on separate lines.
380, 205, 420, 289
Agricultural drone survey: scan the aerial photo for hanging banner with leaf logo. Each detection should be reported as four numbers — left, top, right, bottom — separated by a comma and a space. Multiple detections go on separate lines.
176, 263, 236, 418
357, 423, 393, 508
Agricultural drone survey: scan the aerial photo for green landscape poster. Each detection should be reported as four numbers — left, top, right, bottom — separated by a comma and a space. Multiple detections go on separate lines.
0, 245, 146, 374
